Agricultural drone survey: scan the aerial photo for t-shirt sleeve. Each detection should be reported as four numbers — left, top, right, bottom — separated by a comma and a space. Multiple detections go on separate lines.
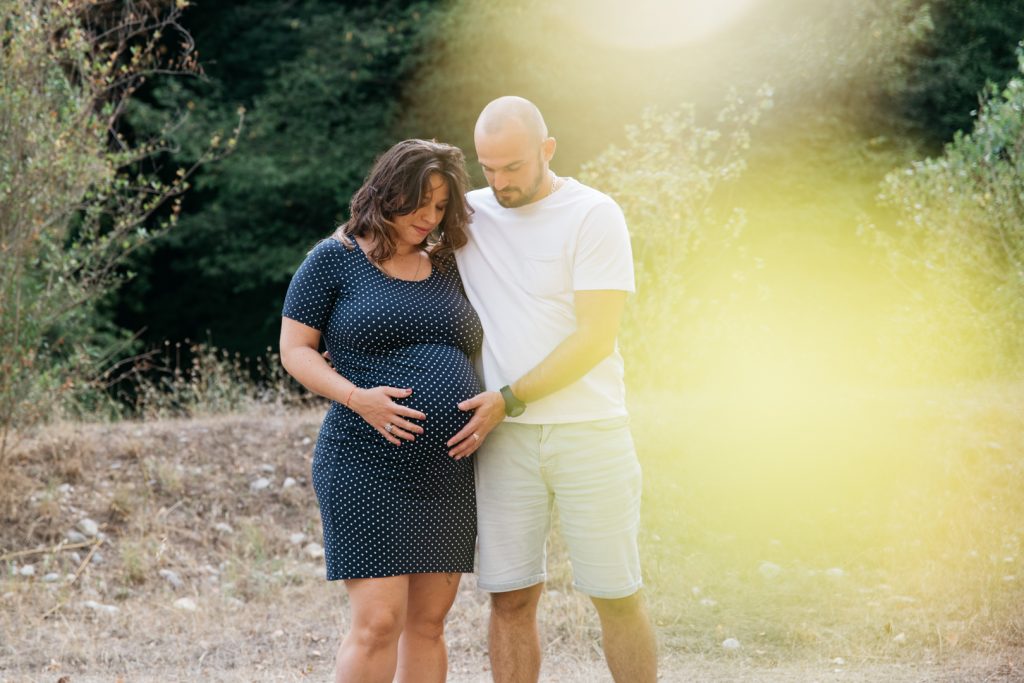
573, 199, 636, 292
282, 239, 345, 331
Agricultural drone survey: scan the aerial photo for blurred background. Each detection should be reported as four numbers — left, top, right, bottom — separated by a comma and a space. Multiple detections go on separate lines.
3, 0, 1024, 676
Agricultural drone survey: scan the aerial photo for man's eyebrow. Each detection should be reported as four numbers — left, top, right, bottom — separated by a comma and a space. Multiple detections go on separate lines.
478, 160, 523, 170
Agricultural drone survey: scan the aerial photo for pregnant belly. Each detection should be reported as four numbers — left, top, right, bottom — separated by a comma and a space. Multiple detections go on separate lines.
339, 344, 481, 447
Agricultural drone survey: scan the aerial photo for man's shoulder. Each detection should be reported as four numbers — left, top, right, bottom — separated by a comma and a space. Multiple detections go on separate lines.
563, 179, 621, 211
467, 186, 496, 205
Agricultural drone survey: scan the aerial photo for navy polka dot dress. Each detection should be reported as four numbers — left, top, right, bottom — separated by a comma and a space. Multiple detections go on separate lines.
282, 237, 482, 580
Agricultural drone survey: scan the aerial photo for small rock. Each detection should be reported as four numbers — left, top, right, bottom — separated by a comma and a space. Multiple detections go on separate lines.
66, 530, 88, 544
83, 600, 119, 615
214, 522, 234, 534
159, 569, 184, 589
832, 657, 846, 665
893, 632, 907, 643
303, 542, 325, 560
301, 437, 312, 445
271, 629, 285, 639
259, 464, 275, 473
283, 477, 297, 489
722, 637, 741, 650
173, 597, 198, 612
78, 518, 99, 537
825, 567, 845, 578
58, 483, 73, 494
19, 564, 35, 577
699, 598, 717, 607
70, 552, 82, 564
250, 478, 271, 492
91, 552, 104, 565
289, 533, 307, 545
758, 561, 782, 579
691, 586, 701, 596
43, 572, 61, 583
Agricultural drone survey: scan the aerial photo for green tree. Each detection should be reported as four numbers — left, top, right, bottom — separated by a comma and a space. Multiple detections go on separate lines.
0, 0, 223, 464
114, 1, 434, 356
578, 89, 773, 384
863, 47, 1024, 377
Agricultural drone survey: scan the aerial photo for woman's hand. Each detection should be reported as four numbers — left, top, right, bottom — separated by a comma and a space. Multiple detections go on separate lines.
349, 386, 426, 446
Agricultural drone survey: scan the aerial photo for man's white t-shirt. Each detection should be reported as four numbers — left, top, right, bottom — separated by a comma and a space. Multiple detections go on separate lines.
456, 178, 635, 424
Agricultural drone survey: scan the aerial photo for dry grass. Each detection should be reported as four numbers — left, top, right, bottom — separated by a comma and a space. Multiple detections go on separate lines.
0, 385, 1022, 682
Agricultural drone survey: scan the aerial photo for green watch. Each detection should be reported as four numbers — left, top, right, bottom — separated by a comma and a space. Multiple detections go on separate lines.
500, 385, 526, 417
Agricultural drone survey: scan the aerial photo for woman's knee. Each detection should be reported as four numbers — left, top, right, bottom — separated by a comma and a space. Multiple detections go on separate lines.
352, 606, 405, 649
405, 609, 446, 641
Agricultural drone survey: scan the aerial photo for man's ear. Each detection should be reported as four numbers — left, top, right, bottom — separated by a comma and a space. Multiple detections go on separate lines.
542, 136, 557, 163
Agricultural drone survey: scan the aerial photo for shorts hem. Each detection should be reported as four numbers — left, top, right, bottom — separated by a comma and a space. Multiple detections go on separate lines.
573, 580, 643, 599
478, 573, 547, 593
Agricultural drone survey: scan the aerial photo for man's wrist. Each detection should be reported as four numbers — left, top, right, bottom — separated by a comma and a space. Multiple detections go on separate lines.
499, 384, 526, 417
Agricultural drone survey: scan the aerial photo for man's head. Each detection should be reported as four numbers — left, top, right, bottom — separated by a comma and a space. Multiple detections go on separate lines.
474, 96, 556, 208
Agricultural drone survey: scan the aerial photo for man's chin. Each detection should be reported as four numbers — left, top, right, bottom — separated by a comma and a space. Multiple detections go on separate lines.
494, 190, 526, 208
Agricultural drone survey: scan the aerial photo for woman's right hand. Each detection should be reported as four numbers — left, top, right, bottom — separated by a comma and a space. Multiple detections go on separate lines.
349, 386, 426, 446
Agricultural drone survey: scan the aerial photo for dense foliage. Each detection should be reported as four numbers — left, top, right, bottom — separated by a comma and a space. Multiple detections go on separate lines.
0, 0, 221, 453
115, 1, 434, 356
864, 48, 1024, 377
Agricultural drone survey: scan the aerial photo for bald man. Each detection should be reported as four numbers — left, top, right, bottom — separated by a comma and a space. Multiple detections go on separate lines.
446, 96, 657, 682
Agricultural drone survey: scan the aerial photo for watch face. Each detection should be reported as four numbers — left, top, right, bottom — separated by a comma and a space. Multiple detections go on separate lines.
501, 385, 525, 417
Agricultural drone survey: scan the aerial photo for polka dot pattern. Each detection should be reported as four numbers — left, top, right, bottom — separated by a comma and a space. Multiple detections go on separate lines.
282, 237, 482, 580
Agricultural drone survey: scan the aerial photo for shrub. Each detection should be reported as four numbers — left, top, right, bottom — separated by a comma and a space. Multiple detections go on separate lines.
862, 46, 1024, 378
579, 89, 773, 384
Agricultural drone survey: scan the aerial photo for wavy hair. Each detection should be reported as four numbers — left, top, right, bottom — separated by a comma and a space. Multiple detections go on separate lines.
334, 139, 472, 270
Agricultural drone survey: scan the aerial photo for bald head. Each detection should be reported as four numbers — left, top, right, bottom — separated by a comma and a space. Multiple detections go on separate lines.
475, 96, 548, 144
474, 96, 557, 208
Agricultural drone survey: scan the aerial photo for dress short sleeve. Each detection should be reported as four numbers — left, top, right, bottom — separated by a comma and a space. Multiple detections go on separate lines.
282, 238, 347, 331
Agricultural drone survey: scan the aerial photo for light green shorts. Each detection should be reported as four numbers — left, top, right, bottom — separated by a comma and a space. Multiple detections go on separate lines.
475, 416, 643, 599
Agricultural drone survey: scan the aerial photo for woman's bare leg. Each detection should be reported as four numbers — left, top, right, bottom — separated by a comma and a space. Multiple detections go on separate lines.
335, 575, 409, 683
395, 572, 462, 683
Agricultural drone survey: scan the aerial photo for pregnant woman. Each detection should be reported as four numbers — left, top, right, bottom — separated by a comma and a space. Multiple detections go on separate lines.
279, 139, 483, 683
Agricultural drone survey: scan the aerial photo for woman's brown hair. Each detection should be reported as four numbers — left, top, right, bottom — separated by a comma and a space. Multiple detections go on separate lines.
334, 139, 472, 269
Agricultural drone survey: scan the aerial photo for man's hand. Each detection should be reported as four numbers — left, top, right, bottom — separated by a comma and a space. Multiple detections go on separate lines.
447, 390, 505, 460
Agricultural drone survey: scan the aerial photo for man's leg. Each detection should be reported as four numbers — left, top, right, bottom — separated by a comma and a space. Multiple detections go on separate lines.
475, 422, 551, 682
489, 583, 544, 683
546, 417, 656, 680
591, 590, 657, 683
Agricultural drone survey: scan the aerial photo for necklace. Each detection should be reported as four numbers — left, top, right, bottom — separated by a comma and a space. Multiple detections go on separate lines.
389, 249, 423, 281
549, 170, 564, 194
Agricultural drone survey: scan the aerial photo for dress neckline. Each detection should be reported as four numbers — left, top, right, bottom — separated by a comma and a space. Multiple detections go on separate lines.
352, 236, 435, 283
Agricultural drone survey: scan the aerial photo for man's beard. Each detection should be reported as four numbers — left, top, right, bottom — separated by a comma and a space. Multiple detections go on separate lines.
492, 158, 545, 208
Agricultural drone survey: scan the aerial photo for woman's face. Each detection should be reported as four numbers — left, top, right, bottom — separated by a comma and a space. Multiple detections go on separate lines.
391, 173, 449, 249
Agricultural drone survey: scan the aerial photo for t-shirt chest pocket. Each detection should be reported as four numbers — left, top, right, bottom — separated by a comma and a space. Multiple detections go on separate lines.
519, 250, 571, 297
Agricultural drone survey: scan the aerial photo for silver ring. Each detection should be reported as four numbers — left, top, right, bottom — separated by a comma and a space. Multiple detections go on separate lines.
385, 423, 394, 433
472, 433, 480, 441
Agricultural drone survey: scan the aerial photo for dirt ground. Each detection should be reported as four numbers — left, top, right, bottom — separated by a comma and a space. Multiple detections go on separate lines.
2, 407, 1023, 683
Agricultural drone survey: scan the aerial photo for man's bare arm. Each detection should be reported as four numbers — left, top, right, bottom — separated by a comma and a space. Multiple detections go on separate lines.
447, 290, 627, 457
